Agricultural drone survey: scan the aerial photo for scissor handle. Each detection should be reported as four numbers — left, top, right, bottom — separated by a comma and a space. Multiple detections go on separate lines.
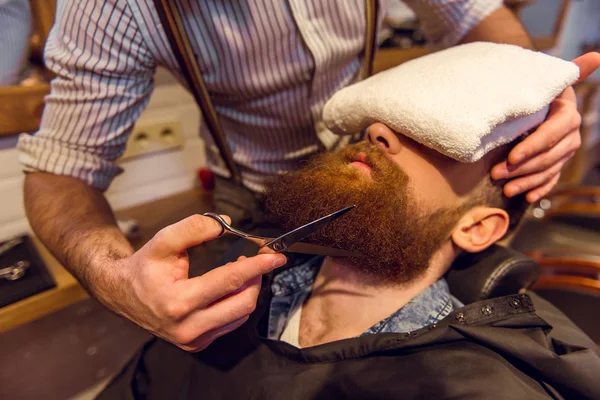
203, 213, 228, 237
202, 213, 268, 242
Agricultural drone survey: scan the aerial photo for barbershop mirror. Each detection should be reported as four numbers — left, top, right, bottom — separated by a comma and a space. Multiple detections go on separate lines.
0, 0, 55, 136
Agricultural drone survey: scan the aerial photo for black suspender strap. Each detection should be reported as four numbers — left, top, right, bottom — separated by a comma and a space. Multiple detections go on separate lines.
153, 0, 378, 186
364, 0, 379, 79
153, 0, 242, 185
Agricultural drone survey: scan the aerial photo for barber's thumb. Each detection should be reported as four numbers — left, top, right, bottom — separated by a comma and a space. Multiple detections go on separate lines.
149, 214, 231, 258
235, 253, 287, 277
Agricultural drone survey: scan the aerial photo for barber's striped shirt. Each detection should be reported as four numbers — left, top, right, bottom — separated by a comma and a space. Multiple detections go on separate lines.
0, 0, 31, 85
17, 0, 501, 192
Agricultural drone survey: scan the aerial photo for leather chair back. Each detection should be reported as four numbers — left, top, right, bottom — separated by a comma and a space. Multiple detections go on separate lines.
446, 245, 540, 305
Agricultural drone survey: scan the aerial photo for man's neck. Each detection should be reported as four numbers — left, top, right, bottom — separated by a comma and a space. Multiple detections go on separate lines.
298, 257, 442, 348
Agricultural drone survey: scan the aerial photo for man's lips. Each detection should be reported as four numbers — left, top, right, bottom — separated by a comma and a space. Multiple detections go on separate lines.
350, 152, 372, 173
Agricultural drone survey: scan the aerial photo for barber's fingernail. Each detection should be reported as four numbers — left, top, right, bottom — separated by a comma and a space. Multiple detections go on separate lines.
529, 193, 540, 203
507, 186, 520, 197
493, 167, 508, 180
272, 255, 287, 268
511, 152, 525, 164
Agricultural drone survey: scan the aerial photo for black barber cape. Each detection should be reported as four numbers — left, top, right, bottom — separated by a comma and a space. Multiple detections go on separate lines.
100, 275, 600, 400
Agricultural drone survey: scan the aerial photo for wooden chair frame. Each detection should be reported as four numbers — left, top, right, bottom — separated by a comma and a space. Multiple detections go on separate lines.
529, 247, 600, 293
540, 186, 600, 221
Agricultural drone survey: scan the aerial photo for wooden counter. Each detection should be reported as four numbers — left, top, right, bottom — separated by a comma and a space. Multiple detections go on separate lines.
0, 237, 88, 332
372, 47, 430, 74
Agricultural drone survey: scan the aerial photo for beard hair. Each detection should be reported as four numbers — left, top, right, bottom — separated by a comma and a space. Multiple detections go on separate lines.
263, 142, 467, 285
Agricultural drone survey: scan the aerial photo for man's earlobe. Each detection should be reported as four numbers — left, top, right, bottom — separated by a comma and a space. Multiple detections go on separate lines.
451, 207, 509, 253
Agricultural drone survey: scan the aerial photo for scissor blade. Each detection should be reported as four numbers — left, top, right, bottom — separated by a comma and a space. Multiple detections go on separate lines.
276, 205, 355, 250
284, 242, 365, 258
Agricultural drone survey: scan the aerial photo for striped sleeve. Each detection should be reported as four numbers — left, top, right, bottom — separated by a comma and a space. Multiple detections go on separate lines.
17, 0, 156, 191
402, 0, 503, 49
0, 0, 31, 85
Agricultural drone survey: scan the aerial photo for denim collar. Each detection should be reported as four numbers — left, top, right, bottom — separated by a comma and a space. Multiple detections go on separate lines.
268, 256, 457, 340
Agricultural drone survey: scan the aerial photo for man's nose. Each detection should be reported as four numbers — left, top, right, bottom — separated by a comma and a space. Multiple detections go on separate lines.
366, 123, 402, 155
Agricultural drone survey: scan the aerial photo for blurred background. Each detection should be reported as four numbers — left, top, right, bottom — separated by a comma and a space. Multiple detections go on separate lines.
0, 0, 599, 398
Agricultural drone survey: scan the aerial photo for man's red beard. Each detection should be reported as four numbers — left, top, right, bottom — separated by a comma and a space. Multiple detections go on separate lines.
263, 142, 466, 285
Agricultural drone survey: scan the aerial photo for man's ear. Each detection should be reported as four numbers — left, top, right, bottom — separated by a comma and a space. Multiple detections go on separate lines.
451, 207, 509, 253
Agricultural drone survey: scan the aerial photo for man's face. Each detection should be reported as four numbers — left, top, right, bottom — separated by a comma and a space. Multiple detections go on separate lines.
365, 123, 492, 209
264, 123, 491, 284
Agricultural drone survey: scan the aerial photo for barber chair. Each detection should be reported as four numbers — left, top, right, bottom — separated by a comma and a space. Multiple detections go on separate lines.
507, 189, 600, 345
213, 233, 598, 343
445, 245, 539, 304
433, 246, 600, 344
528, 248, 600, 341
535, 187, 600, 233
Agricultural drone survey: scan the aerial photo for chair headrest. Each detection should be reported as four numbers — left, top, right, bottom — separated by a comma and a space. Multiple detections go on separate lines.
446, 244, 540, 305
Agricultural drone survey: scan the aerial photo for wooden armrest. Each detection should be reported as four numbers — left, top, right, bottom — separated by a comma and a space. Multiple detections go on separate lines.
545, 205, 600, 219
528, 248, 600, 279
531, 247, 600, 292
550, 187, 600, 198
534, 275, 600, 293
541, 186, 600, 220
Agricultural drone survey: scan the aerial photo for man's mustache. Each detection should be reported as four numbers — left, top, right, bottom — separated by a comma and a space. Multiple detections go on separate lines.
337, 142, 404, 180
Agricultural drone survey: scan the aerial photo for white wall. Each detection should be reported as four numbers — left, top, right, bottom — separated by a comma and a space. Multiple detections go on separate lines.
550, 0, 600, 71
524, 0, 600, 147
0, 70, 205, 242
106, 81, 205, 210
551, 0, 600, 147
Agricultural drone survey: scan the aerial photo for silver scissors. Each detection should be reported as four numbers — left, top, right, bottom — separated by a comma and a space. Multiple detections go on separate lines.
203, 205, 364, 257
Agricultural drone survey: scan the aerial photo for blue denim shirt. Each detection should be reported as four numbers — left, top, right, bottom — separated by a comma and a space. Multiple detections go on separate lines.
267, 256, 463, 340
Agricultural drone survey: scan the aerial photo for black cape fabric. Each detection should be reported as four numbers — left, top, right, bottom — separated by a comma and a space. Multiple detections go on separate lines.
99, 273, 600, 400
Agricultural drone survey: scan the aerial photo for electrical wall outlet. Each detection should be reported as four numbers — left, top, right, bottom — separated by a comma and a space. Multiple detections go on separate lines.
120, 119, 184, 161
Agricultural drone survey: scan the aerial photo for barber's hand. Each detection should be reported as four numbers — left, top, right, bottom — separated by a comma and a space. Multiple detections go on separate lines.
107, 214, 287, 352
491, 52, 600, 203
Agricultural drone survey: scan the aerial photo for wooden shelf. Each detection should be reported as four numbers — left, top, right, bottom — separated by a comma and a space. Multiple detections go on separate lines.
372, 47, 430, 74
0, 83, 50, 136
0, 237, 88, 333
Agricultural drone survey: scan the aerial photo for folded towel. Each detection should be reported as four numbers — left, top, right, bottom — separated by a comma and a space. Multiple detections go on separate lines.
323, 42, 580, 162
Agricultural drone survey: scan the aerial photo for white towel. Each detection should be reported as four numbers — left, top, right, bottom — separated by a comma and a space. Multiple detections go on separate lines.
322, 42, 580, 162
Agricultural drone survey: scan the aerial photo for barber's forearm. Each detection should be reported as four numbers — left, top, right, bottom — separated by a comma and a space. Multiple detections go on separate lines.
460, 6, 534, 49
24, 172, 134, 294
